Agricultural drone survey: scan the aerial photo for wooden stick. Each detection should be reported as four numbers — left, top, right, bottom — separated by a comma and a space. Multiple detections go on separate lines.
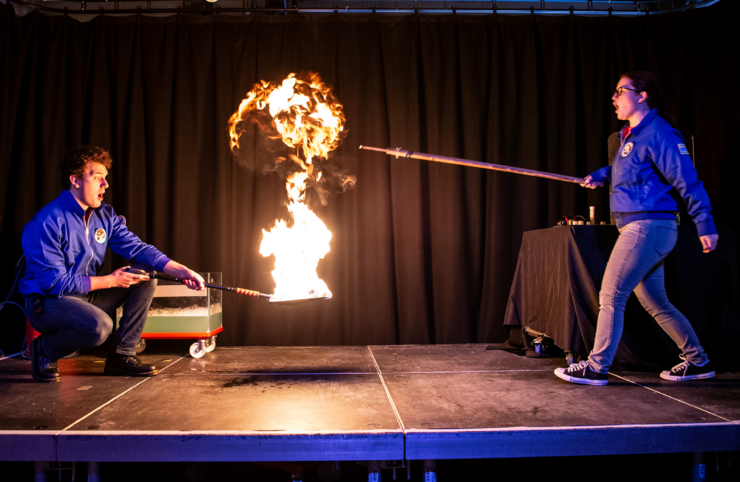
359, 145, 586, 184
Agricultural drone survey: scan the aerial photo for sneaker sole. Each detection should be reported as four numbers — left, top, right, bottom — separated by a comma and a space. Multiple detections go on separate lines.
554, 368, 608, 386
103, 367, 159, 377
660, 371, 715, 381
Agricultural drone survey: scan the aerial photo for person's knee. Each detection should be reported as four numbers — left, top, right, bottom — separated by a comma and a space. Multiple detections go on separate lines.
599, 290, 630, 310
641, 298, 673, 318
87, 315, 113, 346
134, 278, 158, 301
141, 278, 157, 293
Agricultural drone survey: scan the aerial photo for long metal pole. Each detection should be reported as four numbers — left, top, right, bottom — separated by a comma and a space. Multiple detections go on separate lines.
359, 145, 585, 184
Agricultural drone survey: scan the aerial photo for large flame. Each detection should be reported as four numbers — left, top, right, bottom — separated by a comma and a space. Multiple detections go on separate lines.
229, 72, 346, 301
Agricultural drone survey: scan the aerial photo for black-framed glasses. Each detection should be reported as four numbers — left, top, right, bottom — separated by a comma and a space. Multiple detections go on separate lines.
613, 86, 640, 97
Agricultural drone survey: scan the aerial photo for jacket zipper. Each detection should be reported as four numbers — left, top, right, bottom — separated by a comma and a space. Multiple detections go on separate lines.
84, 213, 94, 276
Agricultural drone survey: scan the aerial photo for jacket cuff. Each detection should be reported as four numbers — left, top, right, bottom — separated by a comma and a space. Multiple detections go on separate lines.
154, 257, 172, 272
80, 276, 92, 294
695, 220, 718, 237
589, 167, 609, 183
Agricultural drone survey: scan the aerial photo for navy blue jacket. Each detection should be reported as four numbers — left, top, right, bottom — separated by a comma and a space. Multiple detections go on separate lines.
19, 190, 171, 298
589, 109, 717, 236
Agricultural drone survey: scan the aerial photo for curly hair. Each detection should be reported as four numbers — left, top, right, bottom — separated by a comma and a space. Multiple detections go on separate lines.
59, 145, 113, 189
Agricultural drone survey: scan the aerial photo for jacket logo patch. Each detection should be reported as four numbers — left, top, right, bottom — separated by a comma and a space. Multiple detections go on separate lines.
678, 143, 690, 155
95, 228, 107, 244
620, 142, 634, 157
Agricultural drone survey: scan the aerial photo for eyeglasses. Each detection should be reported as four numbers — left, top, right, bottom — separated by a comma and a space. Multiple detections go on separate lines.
613, 86, 640, 97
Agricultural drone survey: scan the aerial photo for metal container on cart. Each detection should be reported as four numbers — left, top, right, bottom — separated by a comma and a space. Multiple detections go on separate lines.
116, 272, 223, 358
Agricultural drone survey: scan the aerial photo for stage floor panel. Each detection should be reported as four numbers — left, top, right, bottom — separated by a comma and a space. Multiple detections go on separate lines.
370, 344, 564, 373
611, 371, 740, 421
165, 346, 378, 375
0, 355, 177, 431
74, 373, 399, 432
1, 343, 738, 463
382, 371, 730, 430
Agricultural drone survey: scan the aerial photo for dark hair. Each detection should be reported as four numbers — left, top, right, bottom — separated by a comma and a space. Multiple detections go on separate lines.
59, 145, 112, 189
620, 70, 667, 116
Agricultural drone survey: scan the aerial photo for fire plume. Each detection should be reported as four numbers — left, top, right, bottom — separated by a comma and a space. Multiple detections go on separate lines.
229, 72, 347, 302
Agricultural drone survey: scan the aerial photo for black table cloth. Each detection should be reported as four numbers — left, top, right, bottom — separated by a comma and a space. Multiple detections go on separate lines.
504, 225, 739, 370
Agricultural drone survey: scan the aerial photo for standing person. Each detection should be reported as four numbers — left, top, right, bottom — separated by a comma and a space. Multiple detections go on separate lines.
555, 71, 719, 386
20, 145, 205, 383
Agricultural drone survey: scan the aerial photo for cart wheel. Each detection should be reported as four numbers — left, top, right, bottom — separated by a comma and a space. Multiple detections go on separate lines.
190, 340, 206, 359
205, 336, 216, 353
135, 339, 146, 354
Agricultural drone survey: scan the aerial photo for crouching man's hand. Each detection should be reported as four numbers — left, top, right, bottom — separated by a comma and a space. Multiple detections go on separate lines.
163, 261, 205, 290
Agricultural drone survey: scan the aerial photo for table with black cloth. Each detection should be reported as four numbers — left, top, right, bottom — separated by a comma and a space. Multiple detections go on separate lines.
503, 225, 740, 371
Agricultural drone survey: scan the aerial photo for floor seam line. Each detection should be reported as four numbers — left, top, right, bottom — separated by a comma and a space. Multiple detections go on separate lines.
56, 356, 186, 435
609, 373, 731, 422
159, 369, 558, 376
367, 346, 405, 434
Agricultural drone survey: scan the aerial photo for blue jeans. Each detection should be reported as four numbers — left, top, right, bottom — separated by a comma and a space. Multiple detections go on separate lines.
587, 219, 709, 373
25, 279, 157, 361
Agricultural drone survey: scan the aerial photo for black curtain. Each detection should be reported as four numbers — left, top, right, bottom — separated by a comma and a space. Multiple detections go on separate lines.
1, 2, 739, 351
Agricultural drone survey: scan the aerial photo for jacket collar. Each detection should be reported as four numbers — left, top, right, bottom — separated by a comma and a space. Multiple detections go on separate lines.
624, 108, 658, 138
60, 189, 87, 218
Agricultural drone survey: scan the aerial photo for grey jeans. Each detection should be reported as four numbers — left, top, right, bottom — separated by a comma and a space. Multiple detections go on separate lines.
587, 219, 709, 373
25, 278, 157, 361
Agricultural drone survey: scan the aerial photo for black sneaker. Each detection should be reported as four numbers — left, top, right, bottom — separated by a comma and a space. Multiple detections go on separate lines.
104, 353, 158, 377
554, 360, 608, 386
660, 356, 715, 381
30, 336, 61, 383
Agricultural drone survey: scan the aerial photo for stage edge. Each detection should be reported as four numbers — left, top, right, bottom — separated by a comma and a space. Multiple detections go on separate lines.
405, 423, 740, 460
55, 430, 404, 462
0, 431, 56, 461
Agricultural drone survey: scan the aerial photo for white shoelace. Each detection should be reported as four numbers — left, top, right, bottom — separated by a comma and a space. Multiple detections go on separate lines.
669, 354, 689, 374
565, 360, 590, 373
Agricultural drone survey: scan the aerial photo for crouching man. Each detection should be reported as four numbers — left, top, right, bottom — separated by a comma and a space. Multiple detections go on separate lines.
19, 145, 204, 383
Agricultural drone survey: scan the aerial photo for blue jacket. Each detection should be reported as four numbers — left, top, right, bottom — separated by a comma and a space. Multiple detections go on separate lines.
589, 109, 717, 236
19, 190, 171, 298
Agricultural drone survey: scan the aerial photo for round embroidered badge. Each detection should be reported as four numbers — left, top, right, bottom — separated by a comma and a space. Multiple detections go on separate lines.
620, 142, 634, 157
95, 228, 107, 244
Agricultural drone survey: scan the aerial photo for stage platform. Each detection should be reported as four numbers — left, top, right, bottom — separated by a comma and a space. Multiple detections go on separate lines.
1, 344, 739, 464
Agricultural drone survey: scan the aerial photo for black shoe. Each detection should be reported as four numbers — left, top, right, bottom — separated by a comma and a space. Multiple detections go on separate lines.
660, 356, 716, 381
104, 353, 158, 377
554, 360, 609, 386
30, 336, 61, 383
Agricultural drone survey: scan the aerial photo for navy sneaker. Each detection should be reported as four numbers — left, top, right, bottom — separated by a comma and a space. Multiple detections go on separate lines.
660, 356, 715, 381
554, 360, 608, 386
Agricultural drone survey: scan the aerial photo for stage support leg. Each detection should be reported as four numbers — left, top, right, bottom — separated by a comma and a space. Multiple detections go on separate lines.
423, 460, 437, 482
692, 452, 706, 482
185, 462, 208, 482
368, 460, 382, 482
87, 461, 100, 482
317, 461, 342, 481
34, 461, 48, 482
